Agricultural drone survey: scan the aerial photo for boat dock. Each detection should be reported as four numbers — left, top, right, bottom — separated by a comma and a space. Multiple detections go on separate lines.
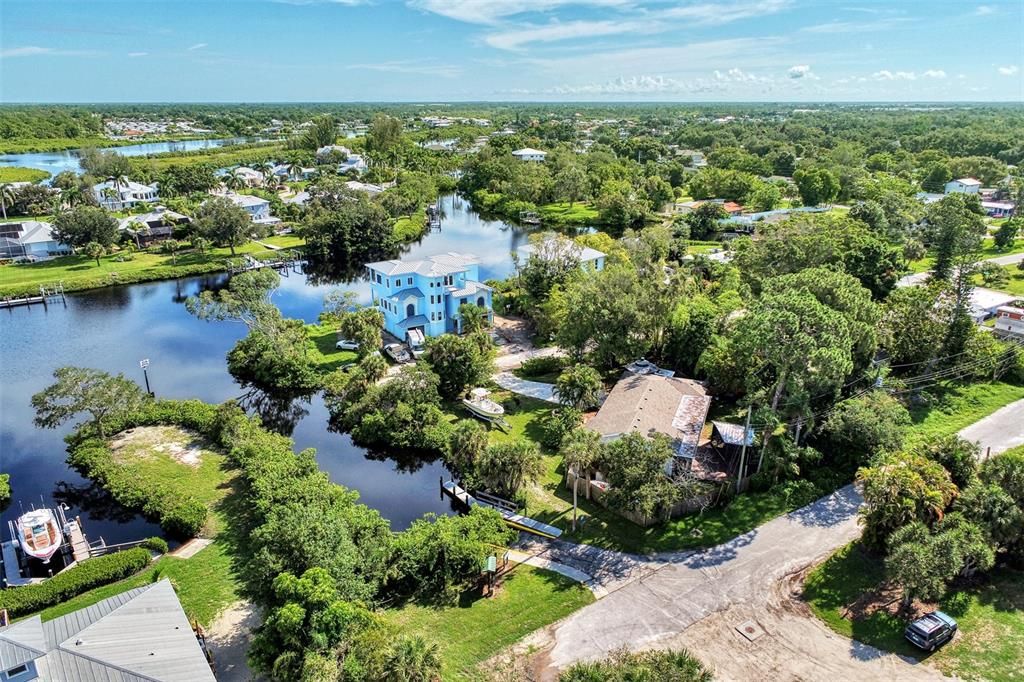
2, 507, 97, 587
441, 480, 563, 539
226, 252, 302, 275
426, 203, 441, 230
0, 282, 66, 310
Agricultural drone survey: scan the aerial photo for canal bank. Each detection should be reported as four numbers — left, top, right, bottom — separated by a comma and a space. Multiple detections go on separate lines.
0, 194, 542, 543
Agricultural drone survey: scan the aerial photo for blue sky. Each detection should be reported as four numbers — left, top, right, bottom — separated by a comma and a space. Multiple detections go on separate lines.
2, 0, 1022, 102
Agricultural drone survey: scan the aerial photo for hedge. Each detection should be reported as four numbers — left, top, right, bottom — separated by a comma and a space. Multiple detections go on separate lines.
0, 548, 151, 617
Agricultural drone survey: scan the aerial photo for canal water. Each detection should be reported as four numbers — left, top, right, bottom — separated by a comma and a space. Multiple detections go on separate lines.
0, 137, 262, 178
0, 194, 536, 543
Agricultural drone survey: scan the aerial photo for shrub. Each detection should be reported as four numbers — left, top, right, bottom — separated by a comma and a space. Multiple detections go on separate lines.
0, 548, 150, 617
540, 407, 582, 450
560, 647, 712, 682
141, 536, 169, 554
518, 355, 567, 378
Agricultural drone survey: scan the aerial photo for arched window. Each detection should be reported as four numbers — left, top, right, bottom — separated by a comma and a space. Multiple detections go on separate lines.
476, 296, 485, 308
406, 303, 415, 318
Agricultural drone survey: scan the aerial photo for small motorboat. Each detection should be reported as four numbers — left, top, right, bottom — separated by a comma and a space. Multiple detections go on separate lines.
15, 508, 63, 563
384, 343, 412, 364
462, 388, 505, 420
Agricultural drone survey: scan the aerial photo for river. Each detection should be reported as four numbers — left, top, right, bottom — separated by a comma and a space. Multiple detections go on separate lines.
0, 194, 537, 544
0, 137, 265, 178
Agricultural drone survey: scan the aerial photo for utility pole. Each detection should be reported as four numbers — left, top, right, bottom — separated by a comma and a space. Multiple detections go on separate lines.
736, 405, 752, 493
756, 428, 769, 474
794, 418, 802, 446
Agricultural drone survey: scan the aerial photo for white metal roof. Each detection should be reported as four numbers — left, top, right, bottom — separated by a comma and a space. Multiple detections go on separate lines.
367, 251, 479, 276
511, 147, 546, 156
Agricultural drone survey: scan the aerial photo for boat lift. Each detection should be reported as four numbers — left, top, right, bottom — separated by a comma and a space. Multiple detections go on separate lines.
441, 480, 562, 539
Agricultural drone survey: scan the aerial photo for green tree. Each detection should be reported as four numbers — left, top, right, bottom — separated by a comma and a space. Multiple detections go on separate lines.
300, 114, 338, 151
746, 181, 782, 211
84, 241, 105, 266
554, 364, 603, 410
186, 267, 280, 335
820, 392, 911, 467
993, 217, 1020, 251
598, 432, 680, 522
393, 506, 514, 603
555, 165, 589, 207
422, 333, 494, 401
857, 451, 958, 550
195, 195, 252, 255
793, 168, 840, 206
684, 202, 727, 240
849, 200, 889, 235
886, 522, 952, 606
928, 193, 987, 283
190, 235, 210, 254
446, 418, 489, 481
31, 366, 148, 438
52, 205, 119, 248
323, 290, 385, 358
476, 439, 544, 498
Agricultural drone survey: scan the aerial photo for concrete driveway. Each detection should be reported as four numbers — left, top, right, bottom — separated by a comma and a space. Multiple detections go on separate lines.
959, 398, 1024, 457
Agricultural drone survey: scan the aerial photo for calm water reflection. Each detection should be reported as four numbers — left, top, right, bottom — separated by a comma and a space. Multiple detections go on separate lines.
0, 195, 536, 541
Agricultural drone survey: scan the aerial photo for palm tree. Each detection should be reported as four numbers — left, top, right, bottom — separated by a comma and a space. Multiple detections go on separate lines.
101, 187, 119, 209
259, 161, 276, 187
561, 428, 601, 532
287, 161, 303, 182
61, 184, 83, 209
84, 241, 106, 267
381, 635, 441, 682
107, 173, 129, 209
0, 183, 14, 220
224, 170, 245, 192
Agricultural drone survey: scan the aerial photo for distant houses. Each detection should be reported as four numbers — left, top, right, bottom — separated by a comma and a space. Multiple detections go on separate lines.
365, 252, 493, 339
994, 304, 1024, 340
0, 221, 71, 259
118, 206, 191, 247
222, 193, 280, 225
517, 237, 606, 272
316, 145, 368, 174
511, 148, 547, 163
944, 177, 982, 195
92, 179, 159, 211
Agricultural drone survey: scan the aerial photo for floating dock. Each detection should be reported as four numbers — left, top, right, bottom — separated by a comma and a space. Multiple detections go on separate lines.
441, 480, 562, 539
0, 282, 66, 309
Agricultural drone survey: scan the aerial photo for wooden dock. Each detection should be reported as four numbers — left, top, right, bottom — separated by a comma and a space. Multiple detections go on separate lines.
0, 282, 66, 309
65, 518, 92, 563
441, 480, 562, 539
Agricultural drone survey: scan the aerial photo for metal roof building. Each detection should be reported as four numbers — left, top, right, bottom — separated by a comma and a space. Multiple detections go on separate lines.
0, 580, 215, 682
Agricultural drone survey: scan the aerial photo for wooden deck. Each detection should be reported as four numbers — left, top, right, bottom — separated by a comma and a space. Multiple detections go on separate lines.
65, 519, 92, 563
442, 480, 562, 539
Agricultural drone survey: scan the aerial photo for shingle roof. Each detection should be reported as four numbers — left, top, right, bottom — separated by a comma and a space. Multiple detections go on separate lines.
366, 252, 479, 277
0, 580, 215, 682
586, 372, 710, 457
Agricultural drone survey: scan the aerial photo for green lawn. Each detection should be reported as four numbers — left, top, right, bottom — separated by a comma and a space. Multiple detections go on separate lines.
905, 381, 1024, 445
385, 564, 594, 681
907, 240, 1024, 275
0, 166, 50, 183
974, 267, 1024, 296
34, 540, 241, 628
305, 323, 358, 372
0, 238, 304, 297
804, 542, 1024, 681
108, 425, 236, 535
394, 209, 428, 242
128, 142, 286, 171
538, 201, 600, 226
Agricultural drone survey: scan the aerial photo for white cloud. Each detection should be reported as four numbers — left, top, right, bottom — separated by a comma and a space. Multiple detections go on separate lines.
998, 65, 1019, 76
660, 0, 792, 26
0, 45, 98, 58
922, 69, 946, 79
484, 19, 644, 50
974, 5, 995, 15
714, 67, 771, 83
347, 60, 462, 78
128, 52, 148, 58
801, 17, 906, 33
187, 43, 207, 51
408, 0, 631, 25
787, 64, 816, 79
872, 69, 916, 81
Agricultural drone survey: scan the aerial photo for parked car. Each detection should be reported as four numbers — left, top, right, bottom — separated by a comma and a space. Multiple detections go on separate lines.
336, 338, 360, 350
904, 611, 957, 651
383, 343, 412, 364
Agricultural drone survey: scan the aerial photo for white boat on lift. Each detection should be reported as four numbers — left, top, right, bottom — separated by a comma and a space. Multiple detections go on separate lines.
462, 388, 505, 420
15, 508, 63, 563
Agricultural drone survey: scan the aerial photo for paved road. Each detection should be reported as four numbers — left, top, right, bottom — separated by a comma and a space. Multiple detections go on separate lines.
897, 250, 1024, 288
510, 405, 1024, 680
959, 398, 1024, 457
